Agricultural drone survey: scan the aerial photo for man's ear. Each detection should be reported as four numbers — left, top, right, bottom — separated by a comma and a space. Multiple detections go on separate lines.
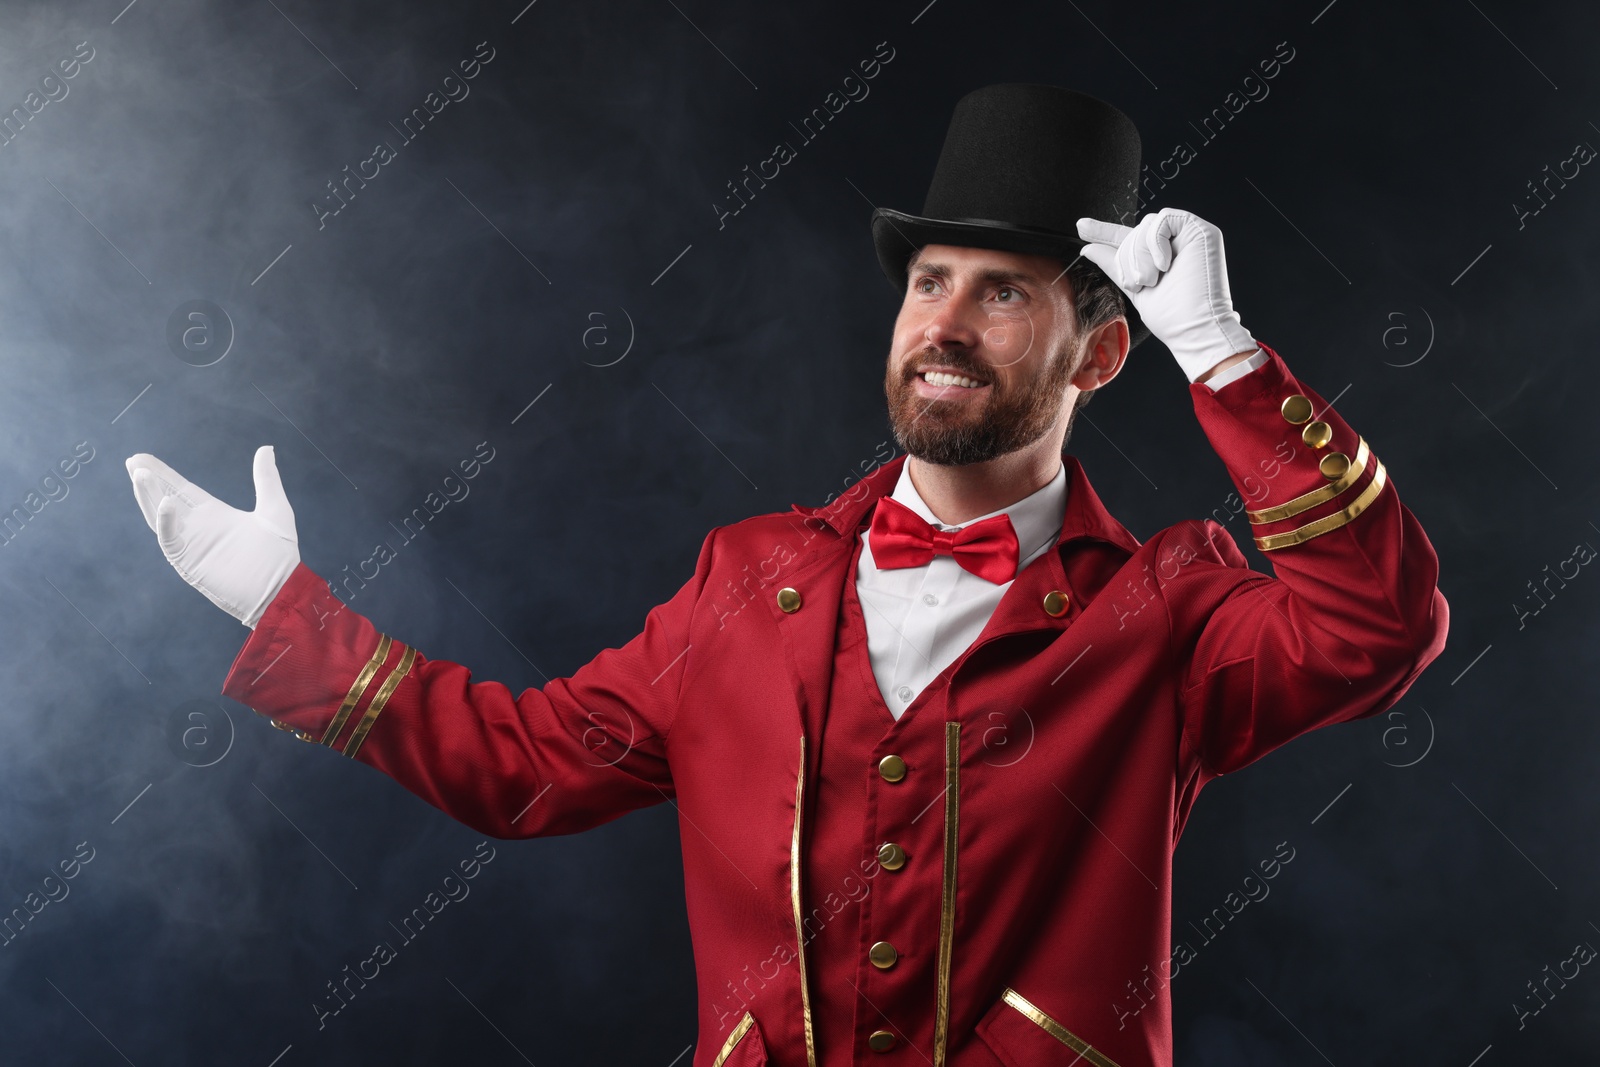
1070, 317, 1130, 394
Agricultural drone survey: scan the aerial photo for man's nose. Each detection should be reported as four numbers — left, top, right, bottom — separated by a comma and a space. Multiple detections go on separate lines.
923, 300, 982, 349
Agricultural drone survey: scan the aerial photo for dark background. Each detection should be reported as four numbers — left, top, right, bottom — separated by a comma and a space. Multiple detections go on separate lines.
0, 0, 1594, 1062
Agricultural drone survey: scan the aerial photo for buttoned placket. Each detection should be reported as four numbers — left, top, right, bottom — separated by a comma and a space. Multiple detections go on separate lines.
889, 527, 1024, 716
887, 546, 964, 714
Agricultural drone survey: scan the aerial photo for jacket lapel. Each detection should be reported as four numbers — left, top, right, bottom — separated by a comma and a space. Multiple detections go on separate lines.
963, 456, 1143, 652
761, 460, 897, 761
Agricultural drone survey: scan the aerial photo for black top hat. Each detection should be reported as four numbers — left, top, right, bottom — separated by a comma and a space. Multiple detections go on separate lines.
871, 83, 1150, 349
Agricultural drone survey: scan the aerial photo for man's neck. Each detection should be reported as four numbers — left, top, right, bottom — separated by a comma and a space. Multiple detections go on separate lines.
905, 449, 1063, 526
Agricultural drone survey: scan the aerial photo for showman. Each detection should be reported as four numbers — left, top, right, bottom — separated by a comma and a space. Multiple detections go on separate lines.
126, 85, 1448, 1067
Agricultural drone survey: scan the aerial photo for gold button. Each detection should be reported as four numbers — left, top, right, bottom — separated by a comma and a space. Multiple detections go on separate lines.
868, 941, 898, 969
1042, 590, 1070, 617
776, 587, 802, 613
1319, 452, 1351, 479
868, 1030, 898, 1052
877, 842, 907, 870
877, 754, 907, 783
1301, 420, 1332, 449
1280, 394, 1313, 424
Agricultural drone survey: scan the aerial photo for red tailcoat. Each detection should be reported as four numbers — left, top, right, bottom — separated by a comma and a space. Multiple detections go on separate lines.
222, 343, 1447, 1066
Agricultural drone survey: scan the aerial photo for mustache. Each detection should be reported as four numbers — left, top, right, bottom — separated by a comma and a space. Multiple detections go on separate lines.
902, 350, 994, 382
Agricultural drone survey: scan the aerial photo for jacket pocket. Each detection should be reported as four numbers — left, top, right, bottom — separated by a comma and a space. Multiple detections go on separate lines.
973, 987, 1123, 1067
710, 1010, 769, 1067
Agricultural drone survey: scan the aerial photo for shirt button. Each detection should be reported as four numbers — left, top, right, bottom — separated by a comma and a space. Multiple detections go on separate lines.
868, 1030, 898, 1053
868, 940, 899, 969
877, 842, 907, 870
922, 592, 938, 606
896, 685, 912, 701
878, 755, 907, 782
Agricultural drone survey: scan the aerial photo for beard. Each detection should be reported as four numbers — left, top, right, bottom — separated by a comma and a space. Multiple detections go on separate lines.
884, 336, 1081, 467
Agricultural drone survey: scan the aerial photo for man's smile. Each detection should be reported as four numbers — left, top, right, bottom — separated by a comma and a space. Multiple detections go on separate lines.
912, 364, 992, 400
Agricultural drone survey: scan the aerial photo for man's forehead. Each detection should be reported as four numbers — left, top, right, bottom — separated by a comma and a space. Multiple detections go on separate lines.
908, 243, 1068, 285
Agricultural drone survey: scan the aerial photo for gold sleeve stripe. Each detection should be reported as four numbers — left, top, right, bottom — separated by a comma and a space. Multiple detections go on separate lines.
711, 1012, 755, 1067
1001, 987, 1123, 1067
933, 721, 960, 1067
1255, 460, 1388, 551
342, 644, 416, 758
1246, 437, 1371, 525
321, 634, 393, 746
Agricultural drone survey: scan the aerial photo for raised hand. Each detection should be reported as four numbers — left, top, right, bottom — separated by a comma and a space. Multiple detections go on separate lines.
1077, 207, 1258, 383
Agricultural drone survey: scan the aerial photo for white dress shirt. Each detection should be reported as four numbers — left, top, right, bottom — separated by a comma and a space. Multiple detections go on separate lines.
855, 347, 1270, 717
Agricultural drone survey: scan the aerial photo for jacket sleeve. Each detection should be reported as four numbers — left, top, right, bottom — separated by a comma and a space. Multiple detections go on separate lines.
219, 527, 720, 838
1169, 341, 1449, 776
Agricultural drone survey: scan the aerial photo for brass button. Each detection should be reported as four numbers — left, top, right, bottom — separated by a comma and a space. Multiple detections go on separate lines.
1280, 394, 1313, 424
1042, 590, 1070, 617
877, 754, 907, 783
877, 842, 907, 870
776, 587, 802, 613
1319, 452, 1351, 479
1301, 420, 1332, 449
868, 941, 898, 969
868, 1030, 898, 1052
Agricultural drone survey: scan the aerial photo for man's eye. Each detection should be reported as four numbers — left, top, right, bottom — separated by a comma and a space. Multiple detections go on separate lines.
995, 286, 1018, 301
916, 278, 937, 293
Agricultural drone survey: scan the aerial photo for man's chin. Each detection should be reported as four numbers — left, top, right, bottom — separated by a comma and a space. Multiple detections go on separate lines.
901, 446, 999, 468
893, 427, 998, 466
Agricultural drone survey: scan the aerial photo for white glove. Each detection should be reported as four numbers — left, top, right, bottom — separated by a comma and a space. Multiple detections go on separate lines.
1076, 207, 1257, 382
125, 445, 300, 629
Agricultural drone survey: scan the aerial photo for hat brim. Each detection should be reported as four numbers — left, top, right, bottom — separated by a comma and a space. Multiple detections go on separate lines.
871, 207, 1150, 350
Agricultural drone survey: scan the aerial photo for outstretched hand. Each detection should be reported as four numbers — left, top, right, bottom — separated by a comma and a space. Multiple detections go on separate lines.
125, 445, 301, 628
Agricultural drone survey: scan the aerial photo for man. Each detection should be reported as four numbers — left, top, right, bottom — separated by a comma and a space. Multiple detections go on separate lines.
126, 85, 1446, 1066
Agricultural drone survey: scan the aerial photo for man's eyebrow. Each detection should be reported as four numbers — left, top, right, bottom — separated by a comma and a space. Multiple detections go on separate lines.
905, 259, 1050, 287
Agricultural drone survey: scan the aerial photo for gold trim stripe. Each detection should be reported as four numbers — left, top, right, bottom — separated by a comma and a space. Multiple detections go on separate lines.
790, 734, 817, 1067
1246, 437, 1371, 524
711, 1011, 755, 1067
270, 719, 318, 743
1002, 988, 1123, 1067
321, 634, 393, 745
342, 644, 416, 758
933, 722, 960, 1067
1255, 460, 1388, 552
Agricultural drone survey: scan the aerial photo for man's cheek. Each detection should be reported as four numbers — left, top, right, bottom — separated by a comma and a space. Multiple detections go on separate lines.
982, 308, 1035, 368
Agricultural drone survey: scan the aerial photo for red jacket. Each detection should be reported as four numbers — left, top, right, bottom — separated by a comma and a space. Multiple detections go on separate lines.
222, 343, 1447, 1066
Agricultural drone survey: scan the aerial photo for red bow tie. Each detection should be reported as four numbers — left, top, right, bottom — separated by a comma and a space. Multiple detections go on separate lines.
868, 496, 1020, 584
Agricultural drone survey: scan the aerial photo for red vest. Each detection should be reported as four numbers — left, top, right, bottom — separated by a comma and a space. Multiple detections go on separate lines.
804, 533, 1003, 1064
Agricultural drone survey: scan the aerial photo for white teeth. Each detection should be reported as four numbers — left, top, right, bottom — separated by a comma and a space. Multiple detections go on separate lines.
922, 371, 985, 388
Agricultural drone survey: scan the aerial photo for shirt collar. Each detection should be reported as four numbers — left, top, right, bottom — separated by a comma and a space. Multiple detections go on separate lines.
888, 457, 1067, 566
793, 452, 1142, 558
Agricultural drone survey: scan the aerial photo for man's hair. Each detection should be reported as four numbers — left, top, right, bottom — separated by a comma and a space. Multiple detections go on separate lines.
1061, 256, 1126, 415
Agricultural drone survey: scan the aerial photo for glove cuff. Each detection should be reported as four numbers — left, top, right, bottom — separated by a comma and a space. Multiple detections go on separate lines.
240, 555, 300, 629
1172, 311, 1256, 383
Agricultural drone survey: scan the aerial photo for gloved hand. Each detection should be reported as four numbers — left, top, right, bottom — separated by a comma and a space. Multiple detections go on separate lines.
125, 445, 300, 629
1076, 207, 1258, 382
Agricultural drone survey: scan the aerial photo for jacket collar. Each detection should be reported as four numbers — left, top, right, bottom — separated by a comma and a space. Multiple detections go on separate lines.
769, 450, 1144, 790
790, 452, 1142, 558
